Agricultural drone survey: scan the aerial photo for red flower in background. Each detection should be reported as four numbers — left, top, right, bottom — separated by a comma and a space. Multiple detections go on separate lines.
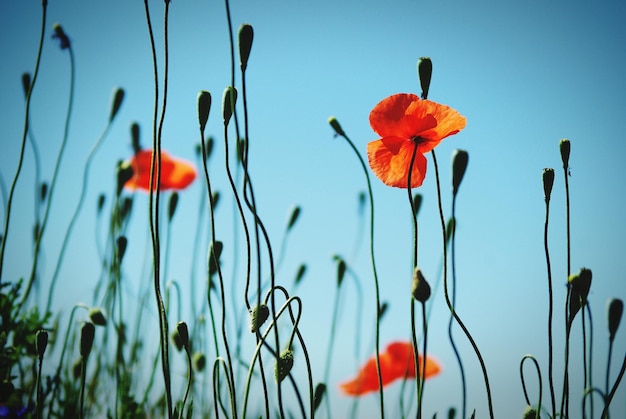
367, 93, 466, 188
124, 149, 196, 192
339, 341, 441, 396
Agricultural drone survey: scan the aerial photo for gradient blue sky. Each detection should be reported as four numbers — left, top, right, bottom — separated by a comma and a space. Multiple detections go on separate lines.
1, 0, 625, 417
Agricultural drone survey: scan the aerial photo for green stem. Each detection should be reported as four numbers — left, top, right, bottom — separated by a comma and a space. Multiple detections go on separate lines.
544, 177, 557, 418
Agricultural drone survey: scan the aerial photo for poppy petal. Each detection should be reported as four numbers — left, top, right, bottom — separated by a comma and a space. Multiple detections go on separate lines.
367, 137, 428, 188
339, 341, 441, 397
124, 149, 197, 192
415, 100, 467, 153
369, 94, 438, 140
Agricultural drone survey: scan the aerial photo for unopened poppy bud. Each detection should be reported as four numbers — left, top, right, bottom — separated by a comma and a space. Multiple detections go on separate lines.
97, 194, 106, 214
378, 301, 388, 320
522, 405, 538, 419
211, 191, 220, 209
335, 256, 347, 288
412, 268, 431, 303
275, 348, 294, 383
412, 193, 422, 217
607, 298, 623, 342
445, 217, 456, 246
120, 197, 133, 221
176, 321, 189, 350
171, 328, 184, 352
294, 263, 307, 285
193, 352, 206, 372
36, 329, 48, 361
131, 122, 141, 154
222, 87, 237, 126
22, 73, 31, 98
109, 87, 125, 122
88, 308, 107, 326
80, 322, 95, 359
568, 267, 592, 323
40, 182, 48, 203
197, 90, 212, 133
542, 168, 555, 203
204, 137, 215, 161
418, 57, 433, 99
208, 241, 223, 277
451, 149, 469, 197
72, 358, 82, 379
328, 117, 345, 137
238, 24, 254, 72
286, 206, 301, 232
116, 160, 134, 196
116, 236, 127, 264
249, 304, 269, 333
560, 139, 570, 169
313, 383, 326, 413
52, 23, 70, 49
168, 192, 179, 221
237, 138, 247, 163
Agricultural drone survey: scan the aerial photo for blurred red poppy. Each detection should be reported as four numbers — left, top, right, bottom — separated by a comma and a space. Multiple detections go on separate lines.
339, 341, 441, 396
124, 149, 196, 192
367, 93, 466, 188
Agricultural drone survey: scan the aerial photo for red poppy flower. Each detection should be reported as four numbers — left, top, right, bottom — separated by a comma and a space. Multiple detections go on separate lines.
339, 341, 441, 396
124, 149, 197, 192
367, 93, 466, 188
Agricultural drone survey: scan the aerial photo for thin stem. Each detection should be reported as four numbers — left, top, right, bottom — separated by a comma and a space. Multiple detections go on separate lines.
0, 0, 48, 283
544, 182, 557, 417
600, 351, 626, 419
336, 131, 385, 418
519, 355, 543, 414
432, 150, 494, 419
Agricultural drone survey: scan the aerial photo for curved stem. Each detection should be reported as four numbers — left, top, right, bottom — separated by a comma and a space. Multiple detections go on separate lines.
519, 355, 543, 413
544, 178, 557, 418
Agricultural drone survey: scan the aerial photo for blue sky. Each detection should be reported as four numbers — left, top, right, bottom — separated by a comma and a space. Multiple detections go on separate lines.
1, 0, 625, 417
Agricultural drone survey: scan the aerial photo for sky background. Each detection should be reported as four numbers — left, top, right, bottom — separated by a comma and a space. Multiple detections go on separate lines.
1, 0, 625, 417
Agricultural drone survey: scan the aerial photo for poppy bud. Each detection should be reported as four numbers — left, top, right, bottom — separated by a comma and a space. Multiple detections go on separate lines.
168, 192, 179, 221
249, 304, 269, 333
109, 87, 125, 122
236, 138, 247, 163
328, 117, 346, 137
451, 149, 469, 197
22, 72, 31, 98
238, 24, 254, 72
275, 348, 294, 383
36, 329, 48, 361
88, 308, 107, 326
607, 298, 623, 342
568, 267, 592, 323
208, 241, 223, 277
418, 57, 433, 100
116, 236, 127, 264
80, 322, 95, 359
210, 191, 220, 209
286, 206, 301, 232
40, 182, 48, 203
176, 321, 189, 351
97, 194, 106, 214
116, 160, 134, 196
522, 405, 538, 419
412, 268, 431, 303
542, 168, 555, 203
313, 383, 326, 413
204, 136, 215, 161
412, 193, 422, 217
197, 90, 212, 133
378, 301, 388, 320
334, 255, 347, 288
131, 122, 141, 154
294, 263, 307, 285
52, 23, 70, 49
445, 217, 456, 246
560, 139, 570, 169
171, 328, 184, 352
222, 86, 237, 126
72, 358, 82, 379
193, 352, 206, 372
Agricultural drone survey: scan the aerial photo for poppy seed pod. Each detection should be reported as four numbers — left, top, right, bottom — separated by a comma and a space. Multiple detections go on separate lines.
542, 168, 555, 203
412, 268, 431, 303
418, 57, 433, 100
80, 322, 96, 359
168, 192, 179, 221
192, 352, 206, 372
249, 304, 269, 333
116, 236, 127, 264
568, 267, 592, 323
109, 88, 125, 122
88, 308, 107, 326
22, 72, 31, 98
607, 298, 624, 342
36, 330, 48, 361
275, 348, 294, 383
560, 139, 571, 169
208, 241, 223, 277
294, 263, 307, 285
412, 193, 423, 217
335, 256, 347, 288
286, 206, 301, 232
116, 161, 134, 196
451, 149, 469, 197
238, 24, 254, 72
171, 328, 184, 352
222, 87, 237, 127
197, 90, 211, 134
522, 405, 538, 419
328, 117, 346, 137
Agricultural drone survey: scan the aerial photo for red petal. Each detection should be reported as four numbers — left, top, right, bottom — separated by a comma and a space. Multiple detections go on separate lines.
367, 137, 427, 188
124, 149, 196, 192
369, 94, 438, 140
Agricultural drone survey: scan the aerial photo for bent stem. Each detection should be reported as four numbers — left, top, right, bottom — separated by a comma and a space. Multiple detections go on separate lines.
543, 173, 557, 418
432, 150, 494, 419
336, 130, 385, 418
519, 355, 543, 413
